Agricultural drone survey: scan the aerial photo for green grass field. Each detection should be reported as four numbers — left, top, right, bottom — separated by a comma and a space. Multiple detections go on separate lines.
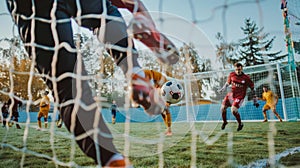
0, 121, 300, 168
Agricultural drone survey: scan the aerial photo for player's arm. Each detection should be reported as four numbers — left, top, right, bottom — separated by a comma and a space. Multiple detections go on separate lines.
218, 73, 232, 93
217, 82, 229, 93
257, 96, 265, 101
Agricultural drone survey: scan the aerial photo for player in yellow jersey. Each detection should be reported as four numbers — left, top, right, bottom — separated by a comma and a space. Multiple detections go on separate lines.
143, 69, 173, 136
260, 85, 282, 122
37, 90, 51, 130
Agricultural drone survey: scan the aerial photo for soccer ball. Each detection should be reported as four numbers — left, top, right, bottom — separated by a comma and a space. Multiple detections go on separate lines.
161, 80, 184, 104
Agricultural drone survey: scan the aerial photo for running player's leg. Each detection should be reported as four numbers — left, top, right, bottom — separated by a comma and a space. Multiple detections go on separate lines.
13, 112, 21, 129
220, 105, 228, 130
161, 105, 172, 135
37, 111, 43, 129
262, 104, 269, 122
231, 97, 244, 131
111, 110, 116, 124
271, 106, 282, 122
164, 109, 172, 136
220, 94, 230, 130
44, 112, 49, 128
231, 105, 243, 131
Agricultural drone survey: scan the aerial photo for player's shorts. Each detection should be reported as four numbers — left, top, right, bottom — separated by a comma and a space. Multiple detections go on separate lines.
222, 92, 244, 109
263, 103, 276, 111
38, 110, 49, 119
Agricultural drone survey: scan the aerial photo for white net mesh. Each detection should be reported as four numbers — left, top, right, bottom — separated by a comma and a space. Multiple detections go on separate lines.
0, 0, 299, 167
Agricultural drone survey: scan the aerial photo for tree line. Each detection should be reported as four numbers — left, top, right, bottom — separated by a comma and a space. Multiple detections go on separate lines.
1, 18, 298, 105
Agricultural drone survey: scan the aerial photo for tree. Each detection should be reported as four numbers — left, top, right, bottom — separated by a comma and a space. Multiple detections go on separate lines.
0, 37, 47, 102
237, 18, 286, 66
215, 32, 239, 69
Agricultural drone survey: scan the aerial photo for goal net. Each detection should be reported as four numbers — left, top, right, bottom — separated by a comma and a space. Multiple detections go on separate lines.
183, 62, 300, 122
0, 0, 300, 168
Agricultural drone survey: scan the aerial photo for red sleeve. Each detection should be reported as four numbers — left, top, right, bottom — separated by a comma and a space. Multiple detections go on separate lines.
247, 75, 254, 90
226, 72, 233, 84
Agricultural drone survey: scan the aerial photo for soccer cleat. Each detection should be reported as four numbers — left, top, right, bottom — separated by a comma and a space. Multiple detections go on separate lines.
221, 122, 228, 130
165, 131, 173, 136
129, 14, 179, 65
131, 74, 165, 116
16, 124, 21, 129
262, 119, 268, 122
104, 155, 133, 168
237, 123, 244, 131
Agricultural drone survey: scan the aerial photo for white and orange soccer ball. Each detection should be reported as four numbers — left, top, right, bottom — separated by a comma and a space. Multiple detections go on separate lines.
161, 80, 184, 104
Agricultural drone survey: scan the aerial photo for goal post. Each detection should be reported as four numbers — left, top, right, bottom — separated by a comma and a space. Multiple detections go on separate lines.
183, 62, 300, 122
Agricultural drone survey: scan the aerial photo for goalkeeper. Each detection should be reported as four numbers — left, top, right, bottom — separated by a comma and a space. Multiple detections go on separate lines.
259, 85, 282, 122
6, 0, 170, 167
37, 90, 50, 130
143, 69, 174, 136
218, 63, 258, 131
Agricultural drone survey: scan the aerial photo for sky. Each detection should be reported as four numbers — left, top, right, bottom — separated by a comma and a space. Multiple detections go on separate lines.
0, 0, 298, 67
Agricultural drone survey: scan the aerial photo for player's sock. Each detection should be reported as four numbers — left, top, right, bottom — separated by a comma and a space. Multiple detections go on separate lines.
37, 120, 42, 128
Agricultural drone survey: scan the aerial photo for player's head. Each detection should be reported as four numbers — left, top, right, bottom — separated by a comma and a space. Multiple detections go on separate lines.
112, 100, 116, 104
234, 62, 243, 75
263, 85, 269, 92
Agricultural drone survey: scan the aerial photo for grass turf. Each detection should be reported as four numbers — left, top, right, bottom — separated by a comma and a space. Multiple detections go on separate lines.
0, 121, 299, 167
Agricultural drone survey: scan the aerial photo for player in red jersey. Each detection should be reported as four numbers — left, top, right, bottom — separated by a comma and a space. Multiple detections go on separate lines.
218, 63, 259, 131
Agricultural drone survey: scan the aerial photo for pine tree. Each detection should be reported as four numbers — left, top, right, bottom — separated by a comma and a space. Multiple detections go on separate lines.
0, 37, 47, 101
238, 18, 286, 66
